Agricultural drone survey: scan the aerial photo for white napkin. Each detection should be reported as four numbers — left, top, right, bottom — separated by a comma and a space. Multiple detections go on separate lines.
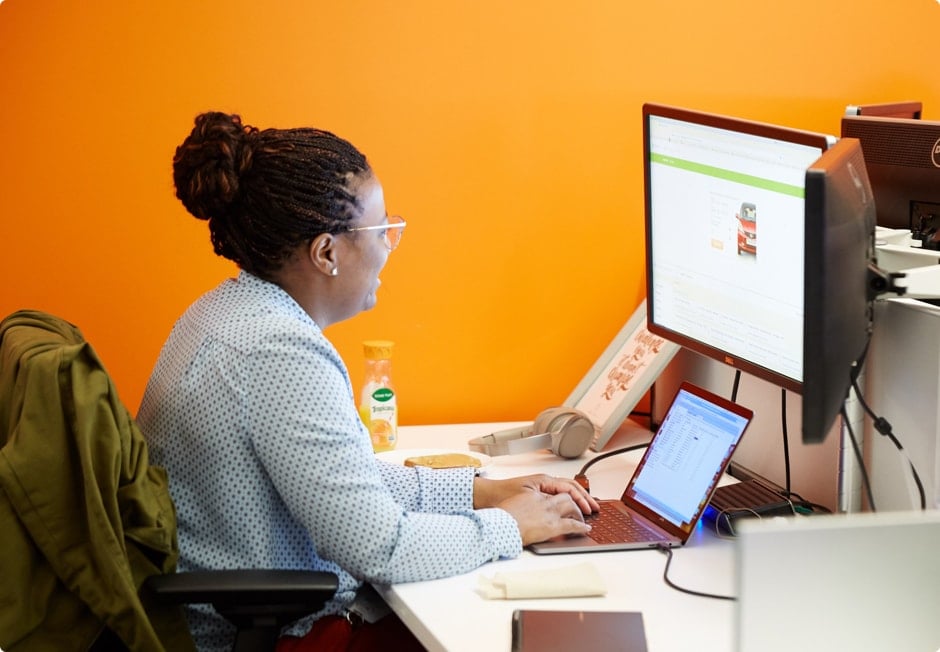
477, 561, 607, 599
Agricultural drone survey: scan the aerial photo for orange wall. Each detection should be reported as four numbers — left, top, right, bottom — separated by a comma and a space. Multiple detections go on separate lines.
2, 1, 939, 425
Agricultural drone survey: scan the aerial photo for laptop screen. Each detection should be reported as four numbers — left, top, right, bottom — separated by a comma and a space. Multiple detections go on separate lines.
623, 385, 751, 532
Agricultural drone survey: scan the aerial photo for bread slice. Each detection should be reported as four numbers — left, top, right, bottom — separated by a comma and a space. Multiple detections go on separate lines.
403, 453, 482, 469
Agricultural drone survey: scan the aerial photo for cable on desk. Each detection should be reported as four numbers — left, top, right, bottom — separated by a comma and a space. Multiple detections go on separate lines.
781, 492, 831, 515
710, 497, 800, 539
656, 545, 735, 601
573, 443, 650, 492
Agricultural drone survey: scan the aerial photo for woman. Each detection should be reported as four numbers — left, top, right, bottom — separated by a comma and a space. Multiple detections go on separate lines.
138, 112, 597, 651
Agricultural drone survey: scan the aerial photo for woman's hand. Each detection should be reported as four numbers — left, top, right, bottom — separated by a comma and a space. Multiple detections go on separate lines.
473, 474, 599, 514
473, 474, 600, 546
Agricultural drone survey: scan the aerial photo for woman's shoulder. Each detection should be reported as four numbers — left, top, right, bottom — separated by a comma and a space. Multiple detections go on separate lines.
192, 274, 318, 341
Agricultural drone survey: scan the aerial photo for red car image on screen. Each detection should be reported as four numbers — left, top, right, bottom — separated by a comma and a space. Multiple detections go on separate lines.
736, 202, 757, 255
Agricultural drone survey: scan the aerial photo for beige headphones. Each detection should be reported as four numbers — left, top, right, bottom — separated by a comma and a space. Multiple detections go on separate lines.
467, 407, 596, 459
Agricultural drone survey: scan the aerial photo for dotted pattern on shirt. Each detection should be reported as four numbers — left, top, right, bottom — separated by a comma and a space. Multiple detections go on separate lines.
137, 271, 521, 652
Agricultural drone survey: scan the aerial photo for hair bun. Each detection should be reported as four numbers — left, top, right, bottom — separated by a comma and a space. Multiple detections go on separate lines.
172, 112, 257, 220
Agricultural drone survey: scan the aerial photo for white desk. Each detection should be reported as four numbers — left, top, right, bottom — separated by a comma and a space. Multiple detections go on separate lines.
376, 422, 737, 652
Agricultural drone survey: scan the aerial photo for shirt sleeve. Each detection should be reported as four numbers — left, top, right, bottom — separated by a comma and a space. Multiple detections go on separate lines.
375, 459, 469, 513
245, 328, 522, 585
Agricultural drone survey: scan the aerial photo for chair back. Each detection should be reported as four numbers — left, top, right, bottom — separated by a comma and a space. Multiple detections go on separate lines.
0, 310, 194, 652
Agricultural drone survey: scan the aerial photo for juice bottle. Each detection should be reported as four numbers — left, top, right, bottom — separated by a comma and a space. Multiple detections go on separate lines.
359, 340, 398, 452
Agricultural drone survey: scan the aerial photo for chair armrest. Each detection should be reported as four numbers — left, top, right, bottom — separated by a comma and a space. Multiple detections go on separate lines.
146, 569, 340, 652
145, 569, 339, 609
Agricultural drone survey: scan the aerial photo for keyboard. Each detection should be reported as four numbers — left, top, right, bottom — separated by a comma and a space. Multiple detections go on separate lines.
587, 502, 670, 544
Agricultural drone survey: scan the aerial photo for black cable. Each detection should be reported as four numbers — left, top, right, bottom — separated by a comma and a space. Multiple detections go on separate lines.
848, 339, 925, 509
849, 375, 926, 510
732, 376, 800, 513
780, 490, 831, 514
575, 443, 650, 477
574, 385, 659, 490
841, 404, 877, 511
656, 545, 735, 601
649, 382, 658, 431
730, 370, 741, 403
630, 382, 659, 431
789, 500, 830, 515
628, 409, 653, 431
780, 388, 791, 496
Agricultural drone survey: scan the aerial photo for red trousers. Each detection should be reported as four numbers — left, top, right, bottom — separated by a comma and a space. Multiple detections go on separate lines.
277, 614, 426, 652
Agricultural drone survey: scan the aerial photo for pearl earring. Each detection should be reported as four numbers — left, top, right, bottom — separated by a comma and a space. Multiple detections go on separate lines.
330, 267, 338, 276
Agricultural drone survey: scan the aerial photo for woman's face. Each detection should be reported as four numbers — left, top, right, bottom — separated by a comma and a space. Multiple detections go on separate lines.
334, 174, 391, 319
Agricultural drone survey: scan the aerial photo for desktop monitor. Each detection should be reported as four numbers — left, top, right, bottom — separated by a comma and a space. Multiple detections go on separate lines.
841, 114, 940, 242
643, 103, 832, 396
802, 137, 877, 444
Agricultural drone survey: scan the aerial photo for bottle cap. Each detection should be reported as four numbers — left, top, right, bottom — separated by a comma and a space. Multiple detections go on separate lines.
363, 340, 394, 360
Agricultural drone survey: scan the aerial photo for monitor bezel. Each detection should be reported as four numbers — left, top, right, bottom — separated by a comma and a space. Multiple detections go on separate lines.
802, 137, 877, 444
643, 103, 833, 395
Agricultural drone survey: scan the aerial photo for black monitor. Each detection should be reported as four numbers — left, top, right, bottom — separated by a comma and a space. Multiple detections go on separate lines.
802, 137, 877, 444
643, 103, 833, 395
841, 114, 940, 243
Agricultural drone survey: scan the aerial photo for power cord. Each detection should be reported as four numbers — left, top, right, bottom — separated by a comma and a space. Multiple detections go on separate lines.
742, 377, 829, 515
656, 545, 735, 601
710, 498, 799, 539
779, 490, 831, 515
780, 388, 791, 496
841, 339, 926, 511
849, 374, 926, 510
573, 442, 650, 492
841, 403, 878, 511
628, 409, 654, 431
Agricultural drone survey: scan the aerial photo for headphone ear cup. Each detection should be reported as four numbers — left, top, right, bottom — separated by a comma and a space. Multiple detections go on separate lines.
529, 407, 595, 458
532, 407, 569, 435
549, 411, 595, 458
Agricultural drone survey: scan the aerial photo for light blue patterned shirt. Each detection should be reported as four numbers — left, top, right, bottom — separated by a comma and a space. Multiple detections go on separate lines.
137, 271, 521, 651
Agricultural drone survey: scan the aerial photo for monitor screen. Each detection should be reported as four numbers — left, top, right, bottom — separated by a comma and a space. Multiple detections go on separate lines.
643, 103, 832, 394
841, 114, 940, 242
802, 137, 877, 444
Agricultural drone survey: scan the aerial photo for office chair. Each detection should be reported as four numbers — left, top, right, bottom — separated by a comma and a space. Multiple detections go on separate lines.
0, 310, 338, 652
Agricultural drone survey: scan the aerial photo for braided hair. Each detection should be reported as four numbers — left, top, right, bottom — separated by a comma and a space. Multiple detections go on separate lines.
172, 112, 371, 278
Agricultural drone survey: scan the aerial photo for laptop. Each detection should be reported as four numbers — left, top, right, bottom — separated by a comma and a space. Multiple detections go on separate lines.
529, 381, 753, 554
736, 510, 940, 652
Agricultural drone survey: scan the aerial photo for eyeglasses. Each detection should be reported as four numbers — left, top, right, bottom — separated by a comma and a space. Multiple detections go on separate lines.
344, 215, 406, 251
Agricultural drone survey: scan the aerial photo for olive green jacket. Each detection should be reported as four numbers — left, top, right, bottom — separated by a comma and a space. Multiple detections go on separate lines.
0, 310, 194, 651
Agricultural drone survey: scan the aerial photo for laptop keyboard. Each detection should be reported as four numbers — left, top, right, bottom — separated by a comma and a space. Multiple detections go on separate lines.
587, 502, 670, 544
